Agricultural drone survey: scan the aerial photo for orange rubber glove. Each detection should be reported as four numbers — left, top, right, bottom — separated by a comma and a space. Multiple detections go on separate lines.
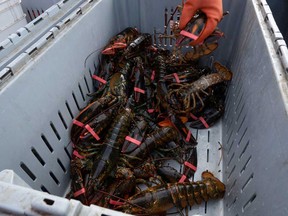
179, 0, 223, 46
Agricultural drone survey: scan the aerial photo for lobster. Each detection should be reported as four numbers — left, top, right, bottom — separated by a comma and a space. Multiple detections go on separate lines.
71, 72, 128, 144
90, 159, 161, 207
89, 166, 137, 207
154, 54, 197, 146
189, 103, 225, 129
159, 8, 224, 63
121, 117, 149, 154
166, 62, 232, 115
77, 106, 117, 143
86, 97, 135, 199
118, 171, 225, 215
125, 126, 179, 165
163, 66, 207, 84
188, 81, 228, 129
151, 139, 197, 184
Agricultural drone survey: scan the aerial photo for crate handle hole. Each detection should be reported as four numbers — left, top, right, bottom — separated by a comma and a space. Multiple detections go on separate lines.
43, 198, 54, 206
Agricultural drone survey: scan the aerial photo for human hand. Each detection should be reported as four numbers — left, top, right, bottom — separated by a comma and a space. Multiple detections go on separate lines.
179, 0, 223, 46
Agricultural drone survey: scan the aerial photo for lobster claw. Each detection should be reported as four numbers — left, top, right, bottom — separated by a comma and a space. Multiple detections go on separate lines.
69, 158, 89, 205
182, 146, 198, 180
121, 118, 148, 154
102, 42, 128, 55
132, 57, 146, 104
169, 114, 197, 146
189, 105, 224, 129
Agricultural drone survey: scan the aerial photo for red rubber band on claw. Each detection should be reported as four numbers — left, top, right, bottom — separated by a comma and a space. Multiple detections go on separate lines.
109, 199, 124, 206
102, 47, 115, 55
73, 119, 85, 128
92, 75, 107, 84
184, 161, 197, 172
125, 136, 141, 146
74, 188, 86, 197
134, 87, 145, 94
190, 113, 210, 128
73, 150, 86, 159
190, 113, 198, 121
149, 45, 158, 52
185, 130, 192, 142
147, 109, 155, 113
180, 30, 199, 41
113, 42, 127, 49
199, 117, 210, 129
179, 175, 187, 183
84, 124, 100, 141
151, 70, 156, 81
173, 73, 180, 83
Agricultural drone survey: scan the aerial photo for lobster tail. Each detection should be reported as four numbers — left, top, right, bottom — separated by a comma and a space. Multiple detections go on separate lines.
202, 171, 226, 199
155, 55, 167, 81
214, 61, 233, 81
121, 171, 225, 215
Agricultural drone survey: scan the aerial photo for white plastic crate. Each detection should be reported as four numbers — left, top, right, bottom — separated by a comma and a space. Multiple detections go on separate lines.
0, 0, 288, 216
0, 0, 27, 42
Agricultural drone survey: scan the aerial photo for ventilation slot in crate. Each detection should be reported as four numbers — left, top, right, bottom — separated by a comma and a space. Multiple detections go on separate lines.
41, 134, 54, 153
31, 148, 46, 166
50, 122, 61, 141
20, 162, 36, 181
58, 111, 68, 130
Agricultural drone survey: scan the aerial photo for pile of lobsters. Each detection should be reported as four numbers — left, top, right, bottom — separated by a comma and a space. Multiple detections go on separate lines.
67, 10, 231, 215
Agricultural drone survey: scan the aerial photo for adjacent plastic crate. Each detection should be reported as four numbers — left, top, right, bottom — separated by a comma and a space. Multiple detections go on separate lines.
20, 0, 60, 22
0, 0, 27, 42
266, 0, 288, 43
0, 0, 288, 215
0, 0, 86, 76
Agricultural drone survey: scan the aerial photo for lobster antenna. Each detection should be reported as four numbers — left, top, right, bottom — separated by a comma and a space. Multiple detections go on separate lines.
122, 154, 143, 162
217, 141, 223, 166
152, 156, 177, 162
84, 46, 106, 68
95, 189, 147, 211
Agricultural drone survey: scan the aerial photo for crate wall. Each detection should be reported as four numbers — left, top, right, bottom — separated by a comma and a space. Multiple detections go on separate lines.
0, 0, 288, 215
